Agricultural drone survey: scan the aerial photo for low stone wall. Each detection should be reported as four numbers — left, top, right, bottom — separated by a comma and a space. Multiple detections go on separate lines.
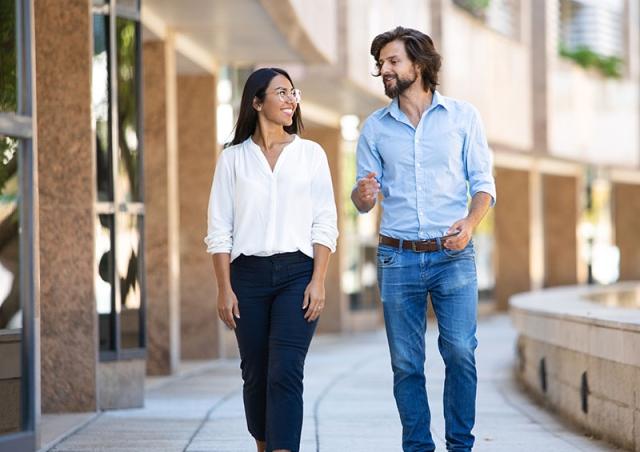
510, 283, 640, 451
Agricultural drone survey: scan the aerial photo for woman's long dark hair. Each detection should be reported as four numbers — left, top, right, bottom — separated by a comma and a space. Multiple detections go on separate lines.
229, 67, 304, 146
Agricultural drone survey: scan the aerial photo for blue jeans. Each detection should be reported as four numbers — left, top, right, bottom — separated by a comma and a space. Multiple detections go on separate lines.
377, 240, 478, 452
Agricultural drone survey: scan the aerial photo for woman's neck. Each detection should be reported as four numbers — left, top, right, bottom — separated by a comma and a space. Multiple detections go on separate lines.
252, 121, 291, 152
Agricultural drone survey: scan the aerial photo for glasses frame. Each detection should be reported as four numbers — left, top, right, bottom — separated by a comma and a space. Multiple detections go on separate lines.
273, 88, 301, 104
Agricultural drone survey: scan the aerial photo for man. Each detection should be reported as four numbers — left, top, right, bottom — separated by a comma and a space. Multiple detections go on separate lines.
351, 27, 496, 452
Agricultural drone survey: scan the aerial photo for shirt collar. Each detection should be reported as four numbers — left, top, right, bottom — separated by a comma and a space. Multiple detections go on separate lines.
382, 89, 449, 120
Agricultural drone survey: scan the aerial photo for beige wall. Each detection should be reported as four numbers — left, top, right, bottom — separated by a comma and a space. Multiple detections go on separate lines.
441, 5, 533, 152
289, 0, 338, 64
548, 63, 639, 166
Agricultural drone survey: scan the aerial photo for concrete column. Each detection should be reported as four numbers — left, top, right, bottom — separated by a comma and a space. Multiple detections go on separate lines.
34, 0, 98, 412
542, 174, 579, 287
531, 0, 558, 154
301, 126, 346, 333
142, 39, 180, 375
494, 167, 531, 310
613, 182, 640, 280
177, 74, 219, 360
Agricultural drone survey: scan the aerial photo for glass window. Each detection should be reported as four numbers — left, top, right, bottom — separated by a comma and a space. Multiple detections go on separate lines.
116, 18, 141, 203
93, 14, 113, 202
117, 0, 139, 9
118, 214, 142, 349
96, 214, 114, 351
0, 135, 21, 435
0, 0, 17, 112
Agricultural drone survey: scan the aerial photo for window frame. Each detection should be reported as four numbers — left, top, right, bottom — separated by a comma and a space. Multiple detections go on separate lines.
92, 0, 146, 363
0, 0, 37, 449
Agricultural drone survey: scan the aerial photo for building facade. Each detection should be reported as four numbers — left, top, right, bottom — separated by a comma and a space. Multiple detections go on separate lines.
1, 0, 639, 450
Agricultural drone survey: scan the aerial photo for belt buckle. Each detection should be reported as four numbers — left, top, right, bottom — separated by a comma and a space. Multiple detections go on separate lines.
411, 241, 418, 252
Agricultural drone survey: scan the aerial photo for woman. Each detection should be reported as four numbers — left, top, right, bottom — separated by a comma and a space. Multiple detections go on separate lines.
204, 67, 338, 452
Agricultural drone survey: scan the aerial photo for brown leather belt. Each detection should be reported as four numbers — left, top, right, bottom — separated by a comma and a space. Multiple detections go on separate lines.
378, 234, 442, 252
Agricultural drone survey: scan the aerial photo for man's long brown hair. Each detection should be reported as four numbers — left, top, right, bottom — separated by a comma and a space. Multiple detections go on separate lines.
370, 26, 442, 93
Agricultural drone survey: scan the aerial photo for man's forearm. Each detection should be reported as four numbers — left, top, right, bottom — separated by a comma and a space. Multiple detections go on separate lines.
467, 192, 492, 228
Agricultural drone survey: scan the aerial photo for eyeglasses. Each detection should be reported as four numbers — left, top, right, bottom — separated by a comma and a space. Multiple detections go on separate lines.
273, 88, 302, 104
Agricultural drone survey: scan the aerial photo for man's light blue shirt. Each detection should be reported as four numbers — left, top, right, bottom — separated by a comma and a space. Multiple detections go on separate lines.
356, 90, 496, 240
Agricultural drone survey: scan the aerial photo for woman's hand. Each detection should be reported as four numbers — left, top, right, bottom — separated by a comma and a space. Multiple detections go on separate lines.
217, 287, 240, 329
303, 279, 325, 322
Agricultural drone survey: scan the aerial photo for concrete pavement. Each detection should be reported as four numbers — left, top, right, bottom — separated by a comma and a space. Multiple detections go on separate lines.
47, 314, 619, 451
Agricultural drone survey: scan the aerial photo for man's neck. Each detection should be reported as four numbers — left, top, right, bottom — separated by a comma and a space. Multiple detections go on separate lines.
397, 87, 433, 126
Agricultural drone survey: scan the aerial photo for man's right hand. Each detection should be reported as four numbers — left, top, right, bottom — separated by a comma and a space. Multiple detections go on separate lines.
353, 172, 380, 211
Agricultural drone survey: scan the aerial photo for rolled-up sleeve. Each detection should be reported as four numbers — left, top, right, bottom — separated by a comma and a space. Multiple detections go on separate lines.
354, 119, 383, 213
310, 146, 338, 253
464, 107, 496, 206
204, 150, 235, 254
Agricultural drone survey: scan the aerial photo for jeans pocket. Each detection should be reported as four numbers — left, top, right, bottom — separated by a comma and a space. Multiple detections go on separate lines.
377, 245, 399, 267
442, 241, 474, 259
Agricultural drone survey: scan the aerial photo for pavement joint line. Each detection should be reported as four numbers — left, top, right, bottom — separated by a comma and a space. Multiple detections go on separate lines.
182, 387, 243, 452
42, 411, 104, 452
313, 350, 381, 452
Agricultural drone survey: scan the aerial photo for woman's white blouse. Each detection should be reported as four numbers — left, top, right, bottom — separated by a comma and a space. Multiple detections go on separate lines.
205, 135, 338, 262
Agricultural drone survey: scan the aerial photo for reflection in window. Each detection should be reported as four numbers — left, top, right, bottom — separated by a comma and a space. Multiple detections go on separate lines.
0, 136, 21, 435
93, 14, 113, 202
116, 18, 141, 203
118, 214, 142, 348
0, 0, 17, 112
0, 136, 20, 330
96, 214, 114, 351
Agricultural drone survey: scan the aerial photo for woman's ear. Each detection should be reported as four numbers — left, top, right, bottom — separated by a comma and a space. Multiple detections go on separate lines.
252, 97, 262, 112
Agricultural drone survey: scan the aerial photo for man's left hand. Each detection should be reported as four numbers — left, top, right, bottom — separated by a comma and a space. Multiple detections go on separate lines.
443, 218, 474, 250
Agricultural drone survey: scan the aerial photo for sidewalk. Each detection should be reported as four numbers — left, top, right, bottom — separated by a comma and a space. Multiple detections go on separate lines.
48, 314, 618, 451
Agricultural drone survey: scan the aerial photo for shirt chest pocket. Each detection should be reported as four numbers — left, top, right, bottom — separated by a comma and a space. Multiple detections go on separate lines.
425, 128, 465, 168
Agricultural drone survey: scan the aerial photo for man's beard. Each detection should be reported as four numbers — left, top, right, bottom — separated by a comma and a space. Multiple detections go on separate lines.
383, 72, 418, 98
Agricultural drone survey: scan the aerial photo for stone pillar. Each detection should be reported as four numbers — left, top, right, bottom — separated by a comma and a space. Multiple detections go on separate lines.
177, 74, 219, 360
542, 174, 579, 287
34, 0, 98, 412
143, 39, 180, 375
531, 0, 558, 154
301, 126, 346, 333
613, 182, 640, 280
494, 167, 531, 310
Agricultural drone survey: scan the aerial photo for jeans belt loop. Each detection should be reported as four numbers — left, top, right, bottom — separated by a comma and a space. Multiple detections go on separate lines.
398, 238, 403, 251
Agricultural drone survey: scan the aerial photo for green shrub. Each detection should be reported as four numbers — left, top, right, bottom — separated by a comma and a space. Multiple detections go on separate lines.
559, 44, 623, 79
